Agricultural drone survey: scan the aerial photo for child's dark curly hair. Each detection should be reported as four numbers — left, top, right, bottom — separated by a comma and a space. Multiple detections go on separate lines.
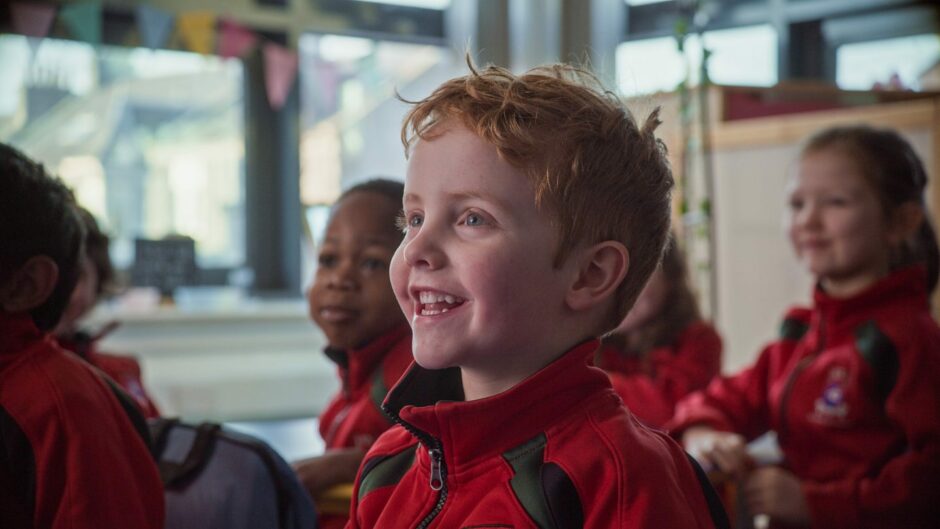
0, 143, 85, 330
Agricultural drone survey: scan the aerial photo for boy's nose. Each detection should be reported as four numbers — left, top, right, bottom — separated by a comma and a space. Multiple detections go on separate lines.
402, 230, 445, 270
327, 262, 357, 289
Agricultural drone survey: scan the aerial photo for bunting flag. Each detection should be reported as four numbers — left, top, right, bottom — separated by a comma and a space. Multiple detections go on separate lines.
59, 1, 102, 45
176, 11, 216, 55
218, 17, 258, 59
10, 2, 57, 39
263, 42, 298, 110
136, 4, 175, 50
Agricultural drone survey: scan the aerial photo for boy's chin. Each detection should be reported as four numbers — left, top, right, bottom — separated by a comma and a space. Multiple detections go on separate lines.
411, 347, 458, 371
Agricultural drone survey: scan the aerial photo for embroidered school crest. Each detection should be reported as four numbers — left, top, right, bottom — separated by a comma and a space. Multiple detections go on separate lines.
810, 366, 850, 426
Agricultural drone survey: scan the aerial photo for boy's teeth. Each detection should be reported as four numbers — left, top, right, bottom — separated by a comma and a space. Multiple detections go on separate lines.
416, 290, 465, 316
418, 291, 464, 304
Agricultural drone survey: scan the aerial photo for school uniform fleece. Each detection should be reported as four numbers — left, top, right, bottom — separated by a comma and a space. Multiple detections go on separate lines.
669, 266, 940, 529
58, 332, 161, 419
346, 340, 728, 529
319, 324, 413, 450
317, 324, 413, 529
0, 313, 164, 529
598, 321, 722, 427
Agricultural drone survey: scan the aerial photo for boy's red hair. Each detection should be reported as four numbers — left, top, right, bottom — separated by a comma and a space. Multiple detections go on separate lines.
401, 61, 673, 328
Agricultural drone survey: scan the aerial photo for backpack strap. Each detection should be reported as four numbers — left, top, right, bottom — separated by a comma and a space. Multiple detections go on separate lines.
100, 372, 154, 452
149, 417, 179, 460
158, 422, 221, 488
685, 454, 731, 529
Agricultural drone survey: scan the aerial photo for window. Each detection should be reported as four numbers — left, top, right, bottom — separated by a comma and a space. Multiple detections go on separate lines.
296, 33, 461, 278
837, 34, 940, 91
616, 24, 778, 96
0, 35, 245, 271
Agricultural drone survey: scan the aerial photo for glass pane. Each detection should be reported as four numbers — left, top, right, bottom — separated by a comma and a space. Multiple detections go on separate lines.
356, 0, 451, 8
617, 24, 778, 96
297, 33, 462, 283
624, 0, 672, 5
297, 33, 462, 206
0, 35, 245, 270
837, 34, 940, 91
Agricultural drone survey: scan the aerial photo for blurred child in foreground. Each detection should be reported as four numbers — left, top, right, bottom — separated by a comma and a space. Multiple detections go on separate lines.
599, 235, 722, 427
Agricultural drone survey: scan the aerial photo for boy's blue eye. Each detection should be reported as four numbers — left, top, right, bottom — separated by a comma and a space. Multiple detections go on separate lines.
466, 213, 484, 226
409, 214, 423, 228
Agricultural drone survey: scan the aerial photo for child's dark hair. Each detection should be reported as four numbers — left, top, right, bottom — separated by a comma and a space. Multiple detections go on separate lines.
803, 125, 939, 293
606, 235, 701, 353
337, 178, 405, 238
77, 207, 115, 297
0, 143, 85, 330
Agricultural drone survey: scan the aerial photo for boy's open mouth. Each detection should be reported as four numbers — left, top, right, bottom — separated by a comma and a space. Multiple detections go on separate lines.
416, 290, 467, 316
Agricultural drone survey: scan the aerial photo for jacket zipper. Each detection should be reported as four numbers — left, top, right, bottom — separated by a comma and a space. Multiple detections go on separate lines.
416, 445, 447, 529
388, 414, 448, 529
777, 316, 826, 442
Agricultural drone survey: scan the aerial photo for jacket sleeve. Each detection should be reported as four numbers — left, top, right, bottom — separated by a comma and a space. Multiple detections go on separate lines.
667, 341, 777, 441
801, 318, 940, 529
612, 323, 723, 427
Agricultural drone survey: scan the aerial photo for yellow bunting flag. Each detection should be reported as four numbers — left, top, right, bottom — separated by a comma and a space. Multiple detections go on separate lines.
176, 11, 215, 55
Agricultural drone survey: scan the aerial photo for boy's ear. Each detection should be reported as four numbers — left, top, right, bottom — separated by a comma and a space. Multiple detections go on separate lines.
888, 202, 925, 244
565, 241, 629, 312
0, 256, 59, 314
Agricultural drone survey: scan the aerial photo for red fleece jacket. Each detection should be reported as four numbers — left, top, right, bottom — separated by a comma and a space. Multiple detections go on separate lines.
0, 313, 164, 529
599, 321, 722, 427
319, 324, 413, 450
669, 266, 940, 529
347, 340, 726, 529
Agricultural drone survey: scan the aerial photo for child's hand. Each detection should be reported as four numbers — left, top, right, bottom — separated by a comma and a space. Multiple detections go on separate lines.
293, 447, 365, 499
681, 426, 750, 479
743, 466, 810, 527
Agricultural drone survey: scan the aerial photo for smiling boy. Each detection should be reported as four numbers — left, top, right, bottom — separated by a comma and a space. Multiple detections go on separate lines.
346, 64, 728, 528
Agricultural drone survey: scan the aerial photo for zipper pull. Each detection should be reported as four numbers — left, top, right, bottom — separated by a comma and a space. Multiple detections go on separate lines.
428, 448, 443, 491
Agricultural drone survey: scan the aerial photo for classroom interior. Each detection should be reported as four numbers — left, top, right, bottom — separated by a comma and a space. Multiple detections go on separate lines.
2, 0, 939, 463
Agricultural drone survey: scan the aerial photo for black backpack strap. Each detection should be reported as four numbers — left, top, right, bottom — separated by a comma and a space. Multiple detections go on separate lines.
149, 417, 179, 460
158, 422, 221, 488
102, 376, 154, 452
686, 454, 731, 529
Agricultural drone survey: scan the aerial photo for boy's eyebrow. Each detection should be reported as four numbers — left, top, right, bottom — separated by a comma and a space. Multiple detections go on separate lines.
447, 190, 512, 211
403, 190, 512, 212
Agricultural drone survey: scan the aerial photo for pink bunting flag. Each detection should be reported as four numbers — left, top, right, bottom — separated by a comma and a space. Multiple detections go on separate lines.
11, 2, 57, 39
218, 18, 258, 59
264, 42, 298, 110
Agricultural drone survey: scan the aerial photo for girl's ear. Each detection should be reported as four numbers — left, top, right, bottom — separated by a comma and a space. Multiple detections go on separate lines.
888, 202, 925, 245
0, 256, 59, 314
565, 241, 629, 312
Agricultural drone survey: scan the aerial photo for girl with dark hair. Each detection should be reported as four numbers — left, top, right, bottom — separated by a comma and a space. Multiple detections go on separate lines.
54, 208, 161, 418
597, 236, 722, 427
670, 125, 940, 528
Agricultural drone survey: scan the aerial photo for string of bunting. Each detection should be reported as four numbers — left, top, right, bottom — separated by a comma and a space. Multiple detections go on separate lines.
9, 1, 298, 109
